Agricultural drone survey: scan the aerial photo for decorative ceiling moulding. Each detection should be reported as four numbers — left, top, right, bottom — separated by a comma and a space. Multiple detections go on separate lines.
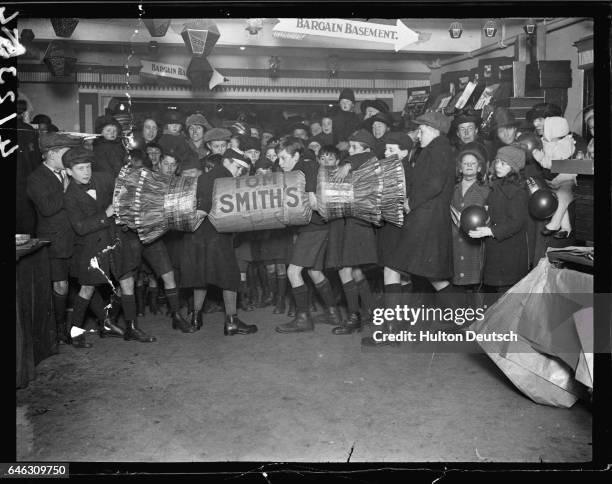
77, 84, 399, 100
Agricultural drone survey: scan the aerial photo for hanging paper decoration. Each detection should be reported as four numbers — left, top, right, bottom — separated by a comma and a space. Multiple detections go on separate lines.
186, 57, 228, 90
43, 41, 77, 77
186, 57, 213, 88
50, 18, 79, 38
143, 19, 171, 38
20, 29, 35, 44
181, 20, 220, 57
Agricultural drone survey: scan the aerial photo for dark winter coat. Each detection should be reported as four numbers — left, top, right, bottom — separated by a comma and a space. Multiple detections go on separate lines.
332, 110, 361, 145
16, 119, 40, 234
451, 181, 491, 285
27, 164, 75, 259
92, 138, 126, 179
386, 135, 456, 279
63, 172, 116, 285
483, 178, 529, 287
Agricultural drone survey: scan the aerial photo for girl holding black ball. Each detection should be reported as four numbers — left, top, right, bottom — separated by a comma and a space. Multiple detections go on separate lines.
468, 145, 529, 300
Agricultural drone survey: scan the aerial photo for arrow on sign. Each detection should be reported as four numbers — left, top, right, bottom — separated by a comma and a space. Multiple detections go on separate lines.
273, 18, 419, 52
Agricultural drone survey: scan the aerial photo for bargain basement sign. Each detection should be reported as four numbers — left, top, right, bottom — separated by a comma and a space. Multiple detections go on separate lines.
273, 18, 419, 52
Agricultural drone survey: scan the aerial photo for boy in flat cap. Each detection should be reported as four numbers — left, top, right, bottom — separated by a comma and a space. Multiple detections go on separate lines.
62, 146, 154, 347
27, 133, 83, 344
204, 127, 232, 156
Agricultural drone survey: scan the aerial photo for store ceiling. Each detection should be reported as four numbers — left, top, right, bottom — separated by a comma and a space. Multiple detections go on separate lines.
18, 17, 560, 67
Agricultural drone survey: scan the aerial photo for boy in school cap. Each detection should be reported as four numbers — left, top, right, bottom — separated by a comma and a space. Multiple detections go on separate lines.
27, 133, 84, 344
62, 147, 145, 347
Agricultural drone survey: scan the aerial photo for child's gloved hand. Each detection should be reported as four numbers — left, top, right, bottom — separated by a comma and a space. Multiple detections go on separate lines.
403, 199, 410, 214
532, 148, 545, 163
331, 163, 351, 182
468, 226, 493, 238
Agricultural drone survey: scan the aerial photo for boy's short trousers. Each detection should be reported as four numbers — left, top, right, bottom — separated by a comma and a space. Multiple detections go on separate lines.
288, 229, 328, 271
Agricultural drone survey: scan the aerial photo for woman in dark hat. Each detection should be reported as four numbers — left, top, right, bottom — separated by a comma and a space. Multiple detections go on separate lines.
526, 103, 563, 138
360, 99, 389, 121
158, 107, 190, 151
92, 114, 126, 179
364, 111, 394, 159
488, 107, 522, 162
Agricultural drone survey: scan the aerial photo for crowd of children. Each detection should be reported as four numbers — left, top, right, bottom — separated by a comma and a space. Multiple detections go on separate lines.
21, 89, 594, 350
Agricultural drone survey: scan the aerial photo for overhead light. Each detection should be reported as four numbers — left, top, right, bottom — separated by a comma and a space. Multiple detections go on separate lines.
181, 21, 220, 57
240, 46, 246, 51
245, 18, 265, 35
143, 19, 172, 38
50, 18, 79, 38
523, 18, 537, 35
328, 104, 333, 107
148, 41, 159, 55
483, 20, 497, 38
449, 21, 463, 39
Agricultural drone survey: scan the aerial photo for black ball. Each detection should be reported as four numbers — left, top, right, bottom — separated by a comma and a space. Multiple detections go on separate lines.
517, 132, 543, 154
528, 189, 559, 220
460, 205, 488, 232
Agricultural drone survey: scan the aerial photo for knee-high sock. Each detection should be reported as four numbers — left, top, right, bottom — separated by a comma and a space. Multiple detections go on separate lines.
256, 263, 270, 292
52, 290, 68, 325
165, 287, 181, 313
89, 289, 110, 321
71, 295, 91, 328
277, 275, 287, 300
122, 294, 137, 321
342, 281, 360, 314
292, 284, 309, 314
314, 278, 336, 308
357, 279, 375, 311
383, 283, 403, 312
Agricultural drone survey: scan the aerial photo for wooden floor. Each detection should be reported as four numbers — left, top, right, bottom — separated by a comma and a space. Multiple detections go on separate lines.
16, 307, 592, 462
